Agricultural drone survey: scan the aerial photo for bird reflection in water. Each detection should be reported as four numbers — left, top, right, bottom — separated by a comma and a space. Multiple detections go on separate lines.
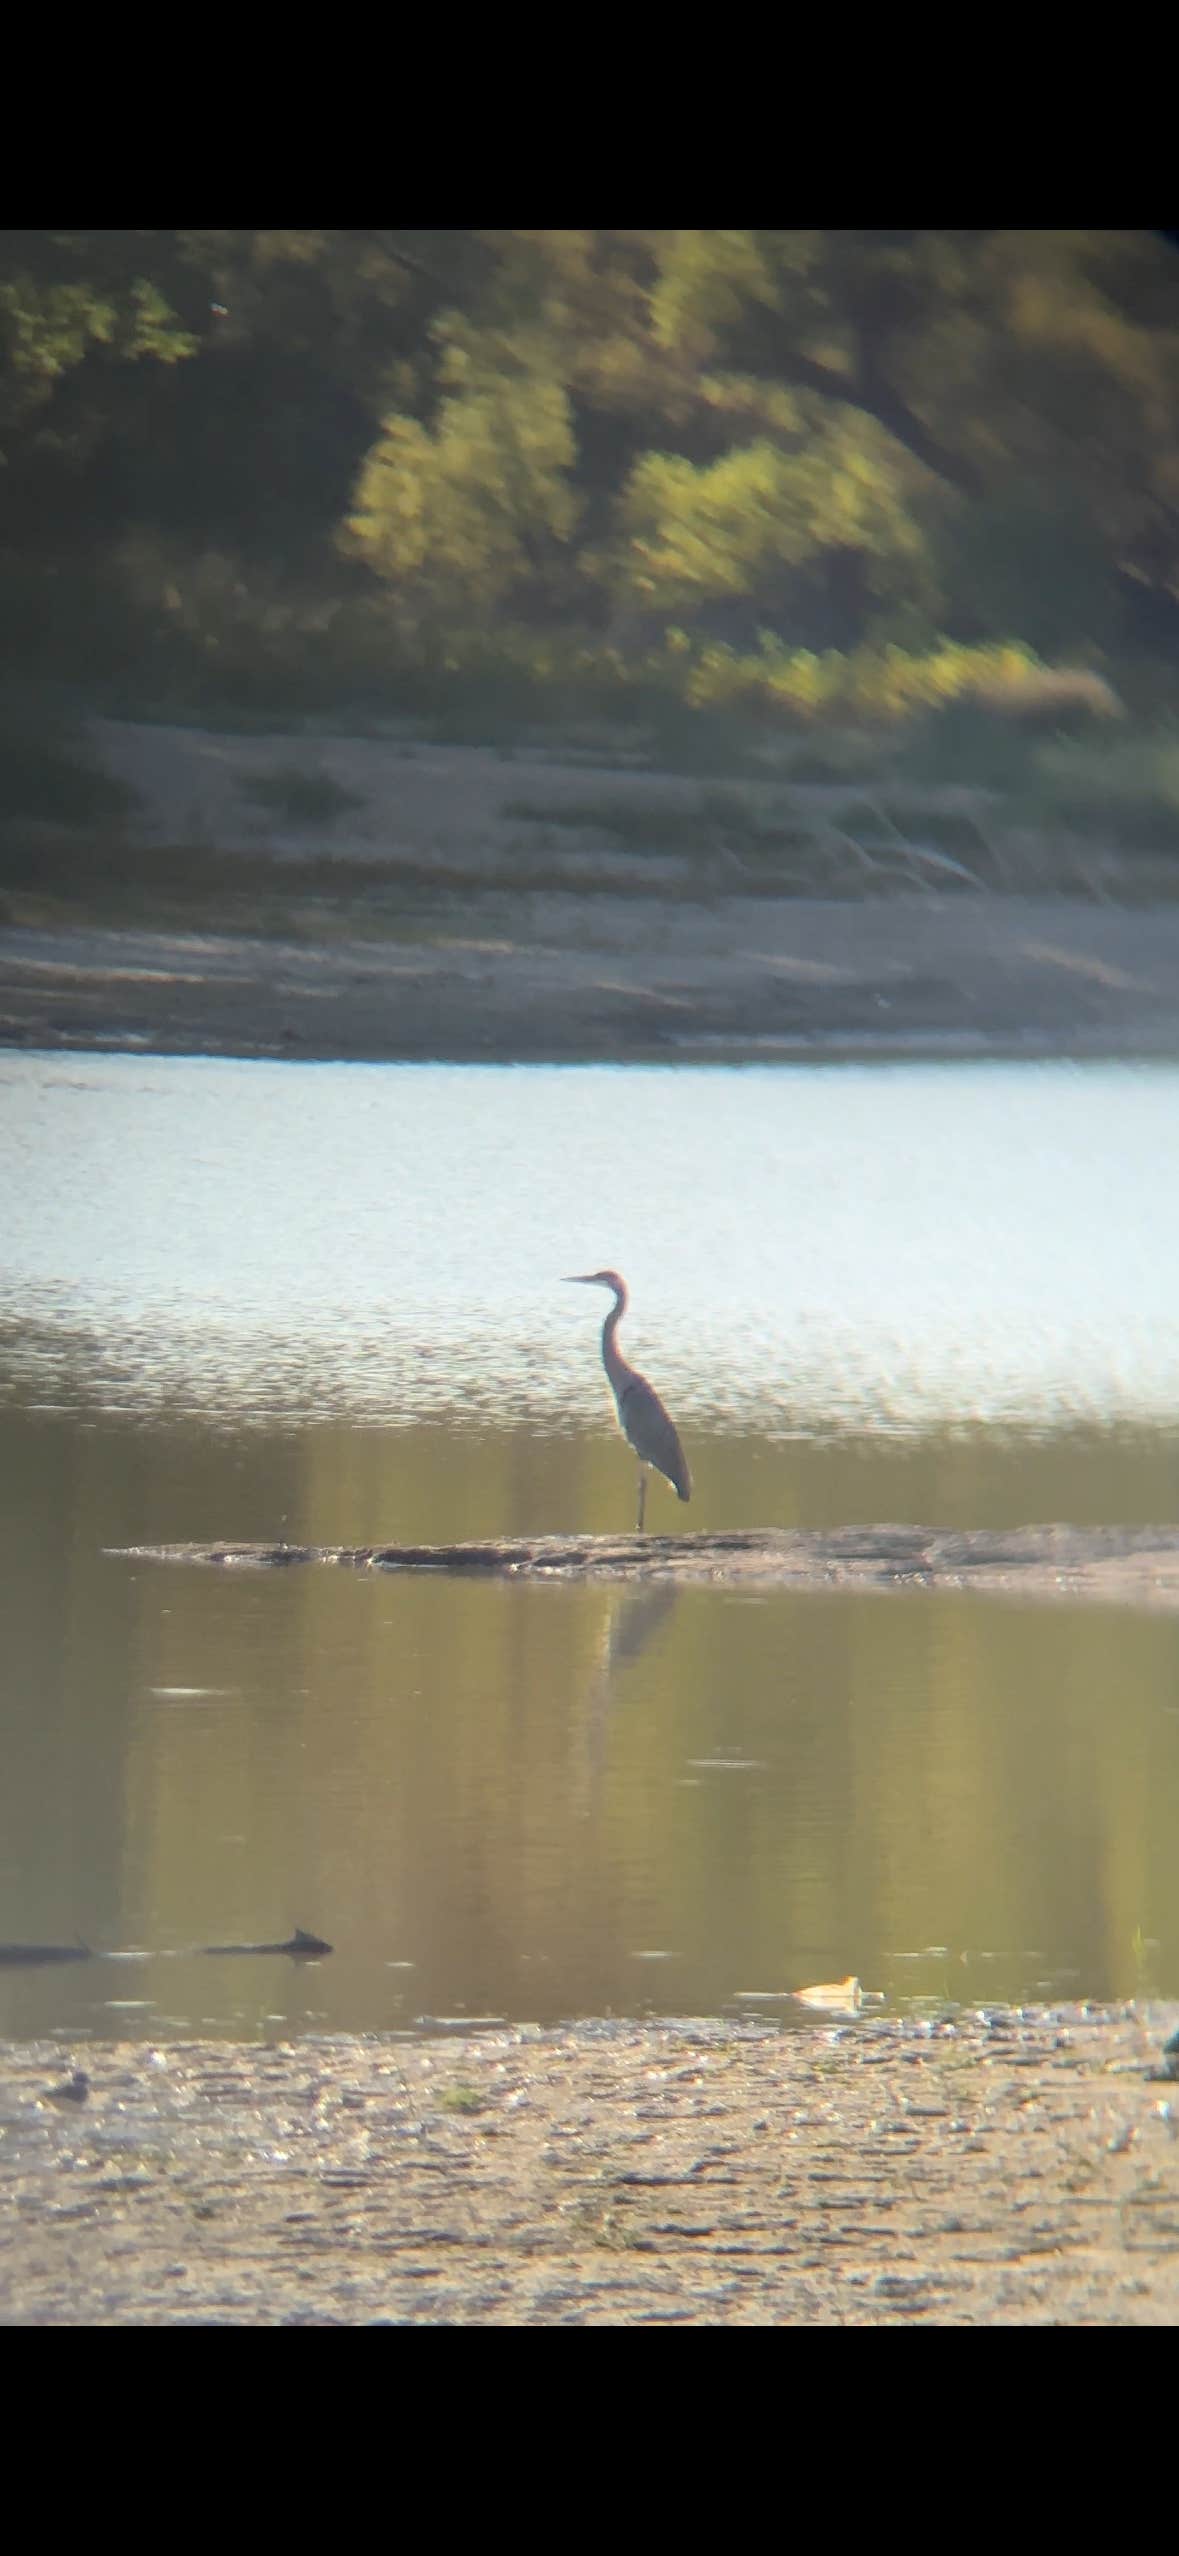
572, 1582, 680, 1820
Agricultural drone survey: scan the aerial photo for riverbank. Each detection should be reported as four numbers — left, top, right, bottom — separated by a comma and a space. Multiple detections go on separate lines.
7, 895, 1179, 1065
4, 722, 1179, 1062
2, 2005, 1176, 2324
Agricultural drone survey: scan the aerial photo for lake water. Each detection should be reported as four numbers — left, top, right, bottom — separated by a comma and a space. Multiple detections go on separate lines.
2, 1052, 1178, 2041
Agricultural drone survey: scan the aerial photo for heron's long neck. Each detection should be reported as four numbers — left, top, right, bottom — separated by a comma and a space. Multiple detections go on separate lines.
601, 1288, 631, 1395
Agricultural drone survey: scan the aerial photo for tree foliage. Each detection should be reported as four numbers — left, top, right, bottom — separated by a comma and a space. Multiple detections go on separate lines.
2, 229, 1178, 704
0, 231, 197, 441
346, 334, 580, 624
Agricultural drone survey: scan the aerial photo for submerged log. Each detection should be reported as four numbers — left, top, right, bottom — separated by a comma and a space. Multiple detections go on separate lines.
106, 1525, 1179, 1612
0, 1943, 91, 1967
0, 1931, 331, 1968
198, 1930, 332, 1961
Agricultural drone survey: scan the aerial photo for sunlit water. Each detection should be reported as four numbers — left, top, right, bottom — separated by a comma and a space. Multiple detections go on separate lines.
1, 1052, 1178, 2039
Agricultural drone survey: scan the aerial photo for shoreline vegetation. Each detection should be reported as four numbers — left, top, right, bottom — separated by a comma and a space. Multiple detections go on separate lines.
9, 672, 1179, 910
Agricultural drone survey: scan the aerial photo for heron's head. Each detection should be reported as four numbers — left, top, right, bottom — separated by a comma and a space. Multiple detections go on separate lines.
565, 1268, 627, 1299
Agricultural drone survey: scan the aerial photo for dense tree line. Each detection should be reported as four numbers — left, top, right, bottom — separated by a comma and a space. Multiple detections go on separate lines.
2, 230, 1177, 713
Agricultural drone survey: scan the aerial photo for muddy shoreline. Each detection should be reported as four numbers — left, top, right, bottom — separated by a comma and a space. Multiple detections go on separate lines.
2, 2007, 1177, 2324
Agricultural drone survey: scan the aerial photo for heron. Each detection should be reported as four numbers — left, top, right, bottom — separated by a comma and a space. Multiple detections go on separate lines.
565, 1269, 691, 1532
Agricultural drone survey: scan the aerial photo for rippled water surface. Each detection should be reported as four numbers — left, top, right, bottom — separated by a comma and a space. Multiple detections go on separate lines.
2, 1052, 1177, 2038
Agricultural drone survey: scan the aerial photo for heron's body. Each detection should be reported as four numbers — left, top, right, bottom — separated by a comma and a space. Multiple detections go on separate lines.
566, 1269, 690, 1530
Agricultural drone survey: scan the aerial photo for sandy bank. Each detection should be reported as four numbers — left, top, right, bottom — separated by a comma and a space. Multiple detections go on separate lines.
4, 723, 1179, 1061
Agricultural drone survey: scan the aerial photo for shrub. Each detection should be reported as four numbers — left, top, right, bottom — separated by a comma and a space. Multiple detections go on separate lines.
0, 701, 137, 828
238, 764, 366, 827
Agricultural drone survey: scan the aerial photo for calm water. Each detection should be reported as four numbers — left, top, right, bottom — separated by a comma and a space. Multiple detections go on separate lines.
2, 1052, 1178, 2040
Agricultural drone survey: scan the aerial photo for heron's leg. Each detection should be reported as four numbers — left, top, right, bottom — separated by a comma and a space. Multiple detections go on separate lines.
636, 1468, 647, 1533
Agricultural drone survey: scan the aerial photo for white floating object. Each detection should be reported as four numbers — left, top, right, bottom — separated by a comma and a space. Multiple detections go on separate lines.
149, 1686, 234, 1700
685, 1758, 768, 1772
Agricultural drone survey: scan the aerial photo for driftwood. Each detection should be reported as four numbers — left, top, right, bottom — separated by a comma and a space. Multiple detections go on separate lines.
105, 1525, 1179, 1613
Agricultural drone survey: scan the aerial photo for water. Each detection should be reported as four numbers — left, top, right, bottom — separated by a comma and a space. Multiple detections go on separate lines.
2, 1052, 1178, 2039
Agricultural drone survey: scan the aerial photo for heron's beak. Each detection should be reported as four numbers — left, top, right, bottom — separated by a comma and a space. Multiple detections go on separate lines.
564, 1274, 595, 1285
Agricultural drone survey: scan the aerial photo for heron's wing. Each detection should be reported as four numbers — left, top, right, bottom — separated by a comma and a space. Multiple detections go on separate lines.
617, 1373, 692, 1501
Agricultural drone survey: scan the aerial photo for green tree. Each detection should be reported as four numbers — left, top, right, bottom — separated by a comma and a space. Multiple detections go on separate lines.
344, 332, 581, 632
4, 229, 1179, 695
0, 231, 197, 450
342, 230, 1179, 658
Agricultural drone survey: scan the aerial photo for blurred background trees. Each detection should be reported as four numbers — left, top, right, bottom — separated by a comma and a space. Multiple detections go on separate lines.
2, 229, 1177, 725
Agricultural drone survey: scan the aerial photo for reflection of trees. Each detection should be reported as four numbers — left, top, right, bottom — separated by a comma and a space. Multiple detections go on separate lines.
5, 1366, 1179, 2027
